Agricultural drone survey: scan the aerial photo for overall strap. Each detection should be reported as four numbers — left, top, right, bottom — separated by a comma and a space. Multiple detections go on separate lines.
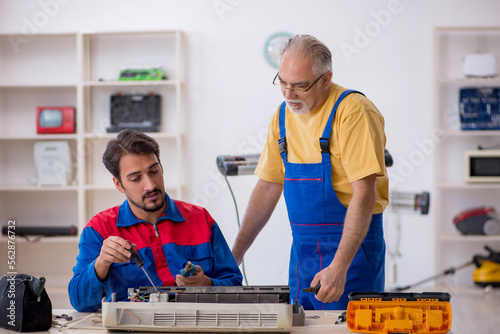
278, 101, 288, 161
320, 90, 364, 158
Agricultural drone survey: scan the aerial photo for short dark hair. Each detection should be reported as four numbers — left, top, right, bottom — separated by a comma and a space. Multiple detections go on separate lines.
102, 129, 161, 182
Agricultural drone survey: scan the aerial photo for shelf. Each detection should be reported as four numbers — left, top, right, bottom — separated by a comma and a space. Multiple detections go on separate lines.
0, 30, 184, 256
434, 27, 500, 282
0, 29, 185, 286
84, 184, 115, 191
84, 132, 181, 140
0, 134, 78, 141
437, 234, 500, 242
84, 80, 178, 87
0, 235, 79, 243
84, 184, 181, 191
434, 27, 500, 85
437, 182, 500, 190
0, 185, 78, 192
436, 130, 500, 137
81, 29, 181, 36
0, 83, 77, 88
436, 77, 500, 85
435, 26, 500, 32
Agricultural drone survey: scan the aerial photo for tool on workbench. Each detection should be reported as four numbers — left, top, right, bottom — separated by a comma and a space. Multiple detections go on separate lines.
301, 283, 321, 294
55, 314, 73, 321
335, 311, 346, 324
180, 261, 198, 277
126, 241, 158, 292
301, 285, 346, 324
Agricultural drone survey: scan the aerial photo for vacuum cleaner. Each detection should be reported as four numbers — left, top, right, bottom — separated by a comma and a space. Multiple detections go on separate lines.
472, 245, 500, 287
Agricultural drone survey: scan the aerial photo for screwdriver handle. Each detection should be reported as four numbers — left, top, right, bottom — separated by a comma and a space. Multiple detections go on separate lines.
127, 241, 144, 268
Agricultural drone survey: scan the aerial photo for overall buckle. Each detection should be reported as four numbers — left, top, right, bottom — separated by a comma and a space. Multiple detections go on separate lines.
319, 138, 329, 154
279, 137, 287, 154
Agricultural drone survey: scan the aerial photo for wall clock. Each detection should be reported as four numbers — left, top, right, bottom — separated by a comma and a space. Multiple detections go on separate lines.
264, 32, 294, 69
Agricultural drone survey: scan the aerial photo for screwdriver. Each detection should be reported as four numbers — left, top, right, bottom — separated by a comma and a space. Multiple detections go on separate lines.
127, 241, 158, 293
335, 311, 346, 324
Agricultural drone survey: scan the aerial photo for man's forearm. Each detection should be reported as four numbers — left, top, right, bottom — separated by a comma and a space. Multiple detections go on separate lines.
232, 179, 283, 265
69, 261, 108, 312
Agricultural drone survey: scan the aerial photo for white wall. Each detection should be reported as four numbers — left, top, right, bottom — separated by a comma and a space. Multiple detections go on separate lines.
1, 0, 499, 289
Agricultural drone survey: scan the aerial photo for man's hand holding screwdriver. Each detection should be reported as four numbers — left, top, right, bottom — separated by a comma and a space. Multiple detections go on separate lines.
94, 236, 132, 282
94, 236, 213, 287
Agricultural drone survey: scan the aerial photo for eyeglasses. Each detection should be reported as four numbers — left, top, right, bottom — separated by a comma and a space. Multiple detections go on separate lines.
272, 72, 327, 95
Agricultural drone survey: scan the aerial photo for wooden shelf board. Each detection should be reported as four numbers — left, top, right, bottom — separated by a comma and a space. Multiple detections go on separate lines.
0, 185, 78, 192
84, 80, 178, 87
437, 234, 500, 242
0, 134, 78, 141
437, 182, 500, 190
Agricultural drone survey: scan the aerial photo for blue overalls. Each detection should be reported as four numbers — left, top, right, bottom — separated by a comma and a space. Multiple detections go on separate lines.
279, 90, 385, 310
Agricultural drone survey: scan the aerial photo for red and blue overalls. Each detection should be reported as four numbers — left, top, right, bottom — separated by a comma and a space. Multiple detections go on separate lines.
68, 193, 242, 312
279, 90, 385, 310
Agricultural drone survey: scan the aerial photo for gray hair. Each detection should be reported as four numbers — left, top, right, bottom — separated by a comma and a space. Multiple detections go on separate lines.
280, 35, 332, 76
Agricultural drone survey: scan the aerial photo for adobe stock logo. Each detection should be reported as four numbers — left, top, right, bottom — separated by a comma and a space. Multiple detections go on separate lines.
339, 0, 405, 63
212, 0, 244, 20
9, 0, 73, 53
390, 130, 448, 188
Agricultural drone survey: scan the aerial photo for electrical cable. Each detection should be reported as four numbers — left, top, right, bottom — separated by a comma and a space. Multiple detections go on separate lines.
54, 312, 101, 331
386, 211, 402, 259
125, 309, 142, 325
224, 175, 249, 286
384, 211, 402, 289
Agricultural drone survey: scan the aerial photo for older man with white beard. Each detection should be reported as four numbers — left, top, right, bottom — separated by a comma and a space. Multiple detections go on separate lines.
232, 34, 389, 310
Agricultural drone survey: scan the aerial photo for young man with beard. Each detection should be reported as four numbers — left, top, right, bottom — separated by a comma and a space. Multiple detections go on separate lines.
232, 35, 389, 310
69, 129, 242, 312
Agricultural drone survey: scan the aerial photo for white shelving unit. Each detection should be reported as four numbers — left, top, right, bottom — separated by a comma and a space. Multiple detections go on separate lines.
0, 30, 184, 244
0, 33, 79, 246
78, 30, 184, 229
434, 27, 500, 285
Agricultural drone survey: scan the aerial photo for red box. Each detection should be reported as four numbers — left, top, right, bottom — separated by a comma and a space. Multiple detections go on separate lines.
36, 106, 75, 134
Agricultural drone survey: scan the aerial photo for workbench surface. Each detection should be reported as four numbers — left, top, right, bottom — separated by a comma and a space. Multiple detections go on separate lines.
42, 285, 499, 333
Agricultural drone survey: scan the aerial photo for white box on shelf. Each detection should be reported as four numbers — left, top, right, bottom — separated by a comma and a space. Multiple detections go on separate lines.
34, 141, 72, 186
463, 53, 497, 78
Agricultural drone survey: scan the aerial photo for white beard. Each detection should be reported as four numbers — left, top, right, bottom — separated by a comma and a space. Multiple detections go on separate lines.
286, 99, 311, 115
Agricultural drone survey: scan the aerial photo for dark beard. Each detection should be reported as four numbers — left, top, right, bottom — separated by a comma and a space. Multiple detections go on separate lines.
128, 190, 166, 213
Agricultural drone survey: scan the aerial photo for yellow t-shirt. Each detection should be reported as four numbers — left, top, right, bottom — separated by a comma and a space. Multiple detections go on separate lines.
255, 83, 389, 214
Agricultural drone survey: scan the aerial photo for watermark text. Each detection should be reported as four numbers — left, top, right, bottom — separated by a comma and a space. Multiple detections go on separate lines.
6, 219, 17, 327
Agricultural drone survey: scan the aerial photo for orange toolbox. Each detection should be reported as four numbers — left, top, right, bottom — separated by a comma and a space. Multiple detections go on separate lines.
346, 292, 452, 334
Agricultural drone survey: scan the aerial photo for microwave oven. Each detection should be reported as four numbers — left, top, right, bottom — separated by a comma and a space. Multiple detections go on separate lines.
465, 150, 500, 183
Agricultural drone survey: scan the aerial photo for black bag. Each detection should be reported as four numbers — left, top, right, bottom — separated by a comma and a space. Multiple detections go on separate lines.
0, 274, 52, 332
